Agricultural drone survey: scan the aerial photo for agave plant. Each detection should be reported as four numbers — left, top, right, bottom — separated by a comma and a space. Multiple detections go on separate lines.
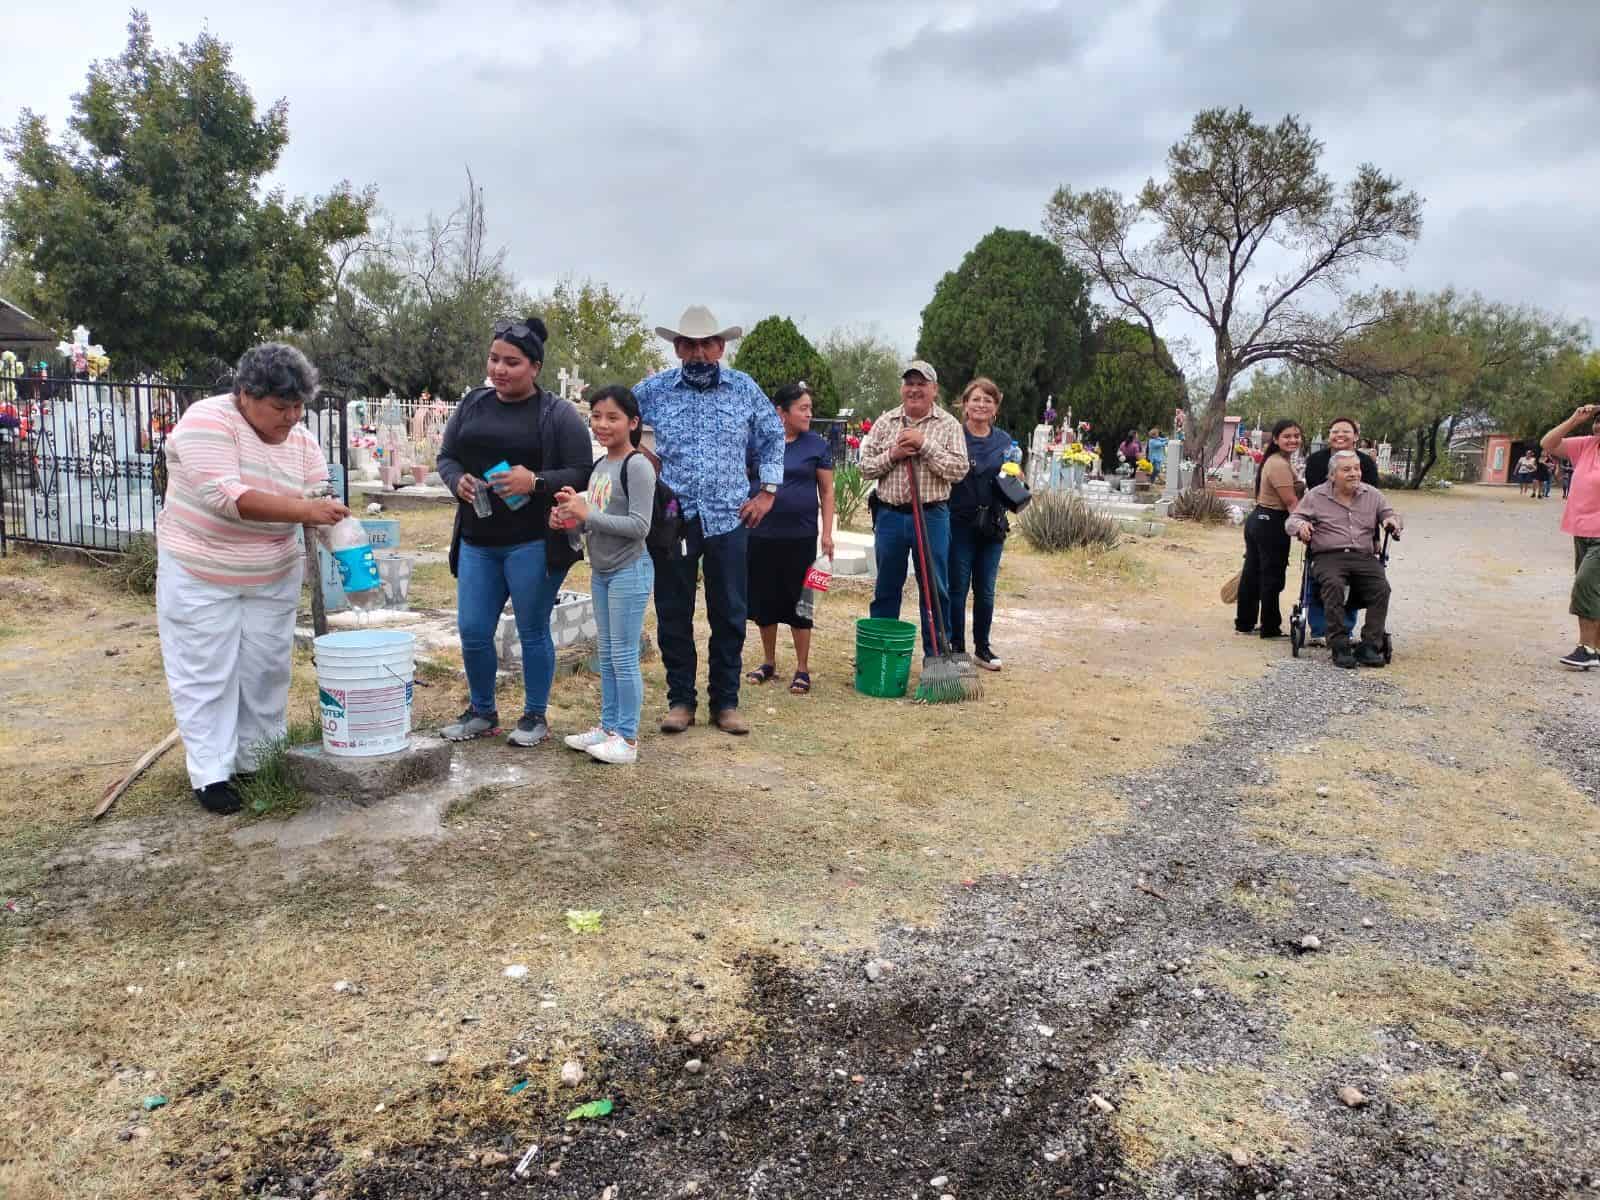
1019, 490, 1120, 552
1167, 486, 1234, 523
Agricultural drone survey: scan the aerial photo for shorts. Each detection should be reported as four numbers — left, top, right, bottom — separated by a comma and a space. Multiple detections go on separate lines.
748, 534, 816, 629
1572, 537, 1600, 620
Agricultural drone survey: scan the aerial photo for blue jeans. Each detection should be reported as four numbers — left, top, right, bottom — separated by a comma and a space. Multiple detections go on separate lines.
947, 520, 1005, 653
871, 504, 951, 655
591, 554, 654, 740
457, 538, 569, 717
653, 519, 748, 714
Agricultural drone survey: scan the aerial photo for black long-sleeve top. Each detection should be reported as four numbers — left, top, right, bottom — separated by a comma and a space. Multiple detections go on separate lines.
1303, 447, 1379, 491
436, 386, 593, 547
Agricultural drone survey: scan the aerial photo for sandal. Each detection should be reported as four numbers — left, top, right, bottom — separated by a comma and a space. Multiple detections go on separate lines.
746, 663, 777, 684
789, 671, 811, 694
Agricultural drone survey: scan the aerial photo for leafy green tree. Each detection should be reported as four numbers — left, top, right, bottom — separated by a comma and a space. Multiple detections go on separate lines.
1062, 319, 1185, 468
915, 227, 1093, 442
820, 324, 903, 420
1, 13, 370, 378
539, 277, 665, 393
1045, 108, 1423, 467
733, 316, 839, 416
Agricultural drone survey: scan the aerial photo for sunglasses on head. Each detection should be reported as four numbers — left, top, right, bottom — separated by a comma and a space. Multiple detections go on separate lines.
493, 319, 539, 341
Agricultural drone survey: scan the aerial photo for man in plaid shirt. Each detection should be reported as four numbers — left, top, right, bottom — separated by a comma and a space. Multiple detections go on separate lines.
858, 361, 970, 654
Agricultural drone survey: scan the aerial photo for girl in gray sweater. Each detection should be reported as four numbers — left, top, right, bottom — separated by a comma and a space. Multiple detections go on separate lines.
552, 386, 655, 764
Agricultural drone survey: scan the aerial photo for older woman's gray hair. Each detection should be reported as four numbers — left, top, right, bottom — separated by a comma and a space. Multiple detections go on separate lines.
234, 343, 319, 405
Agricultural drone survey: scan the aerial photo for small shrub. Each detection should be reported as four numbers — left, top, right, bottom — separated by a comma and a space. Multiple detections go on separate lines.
110, 533, 159, 595
834, 463, 870, 529
1168, 487, 1233, 524
237, 708, 322, 816
1018, 490, 1120, 552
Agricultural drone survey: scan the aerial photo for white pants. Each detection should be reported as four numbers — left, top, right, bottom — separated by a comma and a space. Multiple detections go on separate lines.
156, 550, 302, 789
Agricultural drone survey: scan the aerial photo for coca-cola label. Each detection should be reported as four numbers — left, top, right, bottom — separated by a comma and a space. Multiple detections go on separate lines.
803, 565, 831, 592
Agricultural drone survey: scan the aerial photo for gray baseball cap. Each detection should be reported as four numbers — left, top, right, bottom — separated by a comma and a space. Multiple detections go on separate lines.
901, 360, 938, 383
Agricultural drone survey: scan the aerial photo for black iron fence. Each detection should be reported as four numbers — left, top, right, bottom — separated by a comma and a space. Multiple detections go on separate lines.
0, 374, 349, 555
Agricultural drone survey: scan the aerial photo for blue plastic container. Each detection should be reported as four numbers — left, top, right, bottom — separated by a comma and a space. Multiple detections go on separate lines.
485, 461, 530, 511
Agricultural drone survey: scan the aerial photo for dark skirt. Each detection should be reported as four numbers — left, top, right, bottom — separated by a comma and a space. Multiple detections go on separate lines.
748, 535, 816, 629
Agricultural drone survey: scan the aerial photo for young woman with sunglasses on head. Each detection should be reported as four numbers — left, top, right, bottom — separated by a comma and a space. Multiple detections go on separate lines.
434, 316, 595, 745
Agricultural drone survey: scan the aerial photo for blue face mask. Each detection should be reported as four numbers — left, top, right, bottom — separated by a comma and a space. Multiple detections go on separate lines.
682, 361, 720, 391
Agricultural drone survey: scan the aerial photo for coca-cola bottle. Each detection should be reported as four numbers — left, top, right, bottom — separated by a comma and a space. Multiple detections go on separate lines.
794, 555, 831, 622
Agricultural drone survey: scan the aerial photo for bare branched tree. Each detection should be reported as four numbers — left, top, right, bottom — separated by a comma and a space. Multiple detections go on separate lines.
1044, 108, 1423, 468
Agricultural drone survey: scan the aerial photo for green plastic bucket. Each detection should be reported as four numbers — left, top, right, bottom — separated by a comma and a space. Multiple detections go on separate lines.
855, 617, 917, 698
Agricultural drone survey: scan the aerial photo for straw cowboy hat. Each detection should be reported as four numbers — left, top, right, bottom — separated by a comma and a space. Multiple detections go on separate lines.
655, 305, 742, 343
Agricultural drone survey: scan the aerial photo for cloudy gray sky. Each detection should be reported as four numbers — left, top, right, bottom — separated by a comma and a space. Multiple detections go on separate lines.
4, 0, 1597, 357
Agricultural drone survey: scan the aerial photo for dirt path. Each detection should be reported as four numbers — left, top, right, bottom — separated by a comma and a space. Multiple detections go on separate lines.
2, 485, 1595, 1199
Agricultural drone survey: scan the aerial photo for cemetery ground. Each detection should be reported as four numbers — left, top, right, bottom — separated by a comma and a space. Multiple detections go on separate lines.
1, 486, 1597, 1200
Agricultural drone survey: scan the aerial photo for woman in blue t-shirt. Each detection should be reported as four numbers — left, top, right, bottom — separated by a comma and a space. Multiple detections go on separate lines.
746, 382, 835, 693
946, 377, 1012, 671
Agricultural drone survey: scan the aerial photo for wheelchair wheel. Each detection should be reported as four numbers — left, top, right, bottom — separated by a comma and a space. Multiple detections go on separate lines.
1290, 608, 1304, 657
1382, 633, 1393, 664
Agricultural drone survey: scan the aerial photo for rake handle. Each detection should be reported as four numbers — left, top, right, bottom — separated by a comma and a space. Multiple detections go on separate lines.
905, 461, 950, 656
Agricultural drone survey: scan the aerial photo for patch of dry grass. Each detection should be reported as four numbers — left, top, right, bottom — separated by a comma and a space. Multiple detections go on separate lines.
1388, 1069, 1549, 1162
1114, 1062, 1308, 1170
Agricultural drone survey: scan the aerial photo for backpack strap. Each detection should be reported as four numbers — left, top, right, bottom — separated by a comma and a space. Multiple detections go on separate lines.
618, 450, 641, 501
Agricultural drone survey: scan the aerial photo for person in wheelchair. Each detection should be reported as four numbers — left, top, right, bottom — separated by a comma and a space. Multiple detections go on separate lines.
1286, 450, 1403, 669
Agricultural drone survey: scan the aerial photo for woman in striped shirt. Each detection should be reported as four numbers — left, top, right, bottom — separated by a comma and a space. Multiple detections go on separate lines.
155, 344, 349, 815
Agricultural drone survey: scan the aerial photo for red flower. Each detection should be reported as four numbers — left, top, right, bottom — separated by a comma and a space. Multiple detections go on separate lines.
846, 435, 861, 448
859, 419, 873, 433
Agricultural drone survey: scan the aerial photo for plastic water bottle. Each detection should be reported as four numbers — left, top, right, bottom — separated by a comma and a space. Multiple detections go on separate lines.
794, 555, 831, 622
324, 517, 384, 609
485, 461, 529, 511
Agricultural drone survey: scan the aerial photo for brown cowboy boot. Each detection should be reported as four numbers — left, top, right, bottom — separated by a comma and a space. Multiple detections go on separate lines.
711, 708, 749, 736
659, 706, 696, 734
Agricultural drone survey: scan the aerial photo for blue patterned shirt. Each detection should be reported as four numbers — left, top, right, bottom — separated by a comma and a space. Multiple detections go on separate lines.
634, 366, 785, 538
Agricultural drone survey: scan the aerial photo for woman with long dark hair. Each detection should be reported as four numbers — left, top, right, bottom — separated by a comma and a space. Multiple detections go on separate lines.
435, 316, 594, 745
1234, 418, 1304, 639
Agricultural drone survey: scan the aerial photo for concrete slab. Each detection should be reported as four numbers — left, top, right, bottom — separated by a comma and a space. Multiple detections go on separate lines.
286, 736, 453, 806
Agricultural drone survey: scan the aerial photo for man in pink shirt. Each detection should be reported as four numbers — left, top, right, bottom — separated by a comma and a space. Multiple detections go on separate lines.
1543, 401, 1600, 669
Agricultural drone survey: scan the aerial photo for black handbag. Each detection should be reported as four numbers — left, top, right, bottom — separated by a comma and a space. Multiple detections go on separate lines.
994, 470, 1031, 513
977, 504, 1010, 543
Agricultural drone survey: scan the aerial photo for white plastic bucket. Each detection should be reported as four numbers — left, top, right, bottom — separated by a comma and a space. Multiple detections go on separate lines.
314, 630, 415, 757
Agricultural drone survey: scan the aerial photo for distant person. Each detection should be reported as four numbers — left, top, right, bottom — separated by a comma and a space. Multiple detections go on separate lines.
1287, 450, 1403, 669
1561, 457, 1574, 499
156, 344, 349, 815
745, 382, 835, 695
1147, 427, 1168, 478
1540, 453, 1557, 499
1540, 401, 1600, 669
635, 306, 786, 736
435, 315, 594, 746
1119, 430, 1143, 467
553, 387, 655, 764
1234, 419, 1303, 639
1302, 417, 1375, 643
946, 377, 1012, 671
858, 361, 970, 656
1515, 449, 1537, 496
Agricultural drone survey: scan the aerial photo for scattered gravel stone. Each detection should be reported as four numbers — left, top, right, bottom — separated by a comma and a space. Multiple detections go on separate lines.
560, 1060, 584, 1086
685, 1058, 703, 1075
929, 1175, 949, 1187
480, 1151, 509, 1167
425, 1049, 448, 1066
1338, 1085, 1370, 1108
1229, 1146, 1251, 1168
1299, 934, 1323, 951
688, 1031, 706, 1046
332, 980, 354, 993
503, 965, 528, 979
1315, 785, 1331, 797
1500, 1071, 1520, 1084
1089, 1092, 1116, 1114
864, 960, 883, 983
1361, 917, 1376, 928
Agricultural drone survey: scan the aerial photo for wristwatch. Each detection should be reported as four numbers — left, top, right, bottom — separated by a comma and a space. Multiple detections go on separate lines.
760, 483, 779, 495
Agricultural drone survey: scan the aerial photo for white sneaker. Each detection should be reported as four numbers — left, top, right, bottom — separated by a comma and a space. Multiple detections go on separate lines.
564, 726, 608, 751
585, 733, 638, 765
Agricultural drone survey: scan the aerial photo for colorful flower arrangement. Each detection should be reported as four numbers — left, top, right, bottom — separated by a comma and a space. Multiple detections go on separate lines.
846, 434, 861, 449
1136, 458, 1154, 474
1059, 441, 1096, 467
1000, 461, 1023, 478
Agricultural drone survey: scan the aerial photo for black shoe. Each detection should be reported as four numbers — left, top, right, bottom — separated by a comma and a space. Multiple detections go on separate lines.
196, 781, 242, 815
1234, 625, 1258, 635
1559, 645, 1600, 669
1356, 643, 1386, 668
1331, 642, 1358, 669
1260, 629, 1284, 640
973, 647, 1002, 672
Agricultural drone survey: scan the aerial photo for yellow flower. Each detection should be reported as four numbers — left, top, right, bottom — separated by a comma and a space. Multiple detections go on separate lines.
1000, 461, 1022, 477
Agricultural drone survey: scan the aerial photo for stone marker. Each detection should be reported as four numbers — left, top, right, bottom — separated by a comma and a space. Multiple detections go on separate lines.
286, 736, 453, 806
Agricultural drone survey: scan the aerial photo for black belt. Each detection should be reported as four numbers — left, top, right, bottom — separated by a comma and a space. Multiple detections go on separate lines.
881, 500, 946, 514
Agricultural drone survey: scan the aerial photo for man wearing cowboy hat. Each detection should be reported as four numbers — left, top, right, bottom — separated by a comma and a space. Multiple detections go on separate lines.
635, 305, 786, 736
